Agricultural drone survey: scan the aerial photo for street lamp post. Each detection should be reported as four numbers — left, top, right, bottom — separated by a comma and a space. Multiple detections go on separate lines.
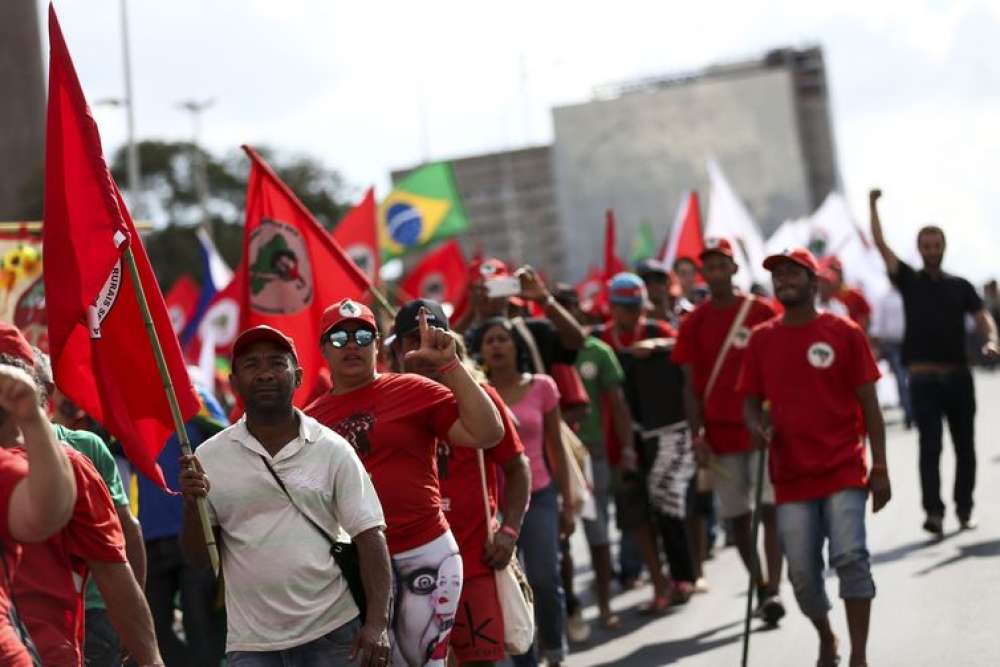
177, 98, 214, 231
120, 0, 141, 216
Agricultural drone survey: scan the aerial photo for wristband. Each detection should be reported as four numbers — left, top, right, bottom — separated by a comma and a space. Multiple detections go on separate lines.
438, 358, 461, 375
499, 524, 519, 541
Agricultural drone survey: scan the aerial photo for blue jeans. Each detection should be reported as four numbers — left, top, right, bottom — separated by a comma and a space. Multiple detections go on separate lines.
512, 484, 567, 666
227, 617, 360, 667
776, 488, 875, 620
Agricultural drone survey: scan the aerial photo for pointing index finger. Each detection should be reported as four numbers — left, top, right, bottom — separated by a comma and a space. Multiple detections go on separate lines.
418, 307, 430, 344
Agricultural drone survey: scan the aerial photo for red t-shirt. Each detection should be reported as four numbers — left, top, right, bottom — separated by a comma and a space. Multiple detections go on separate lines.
595, 318, 676, 351
836, 287, 872, 330
306, 373, 460, 554
0, 450, 30, 667
737, 313, 881, 504
14, 447, 126, 667
439, 384, 524, 579
672, 295, 777, 454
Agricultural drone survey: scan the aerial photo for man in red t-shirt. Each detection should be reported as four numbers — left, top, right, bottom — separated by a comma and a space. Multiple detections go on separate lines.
306, 299, 504, 667
739, 247, 891, 667
818, 256, 872, 332
388, 299, 531, 667
673, 237, 785, 625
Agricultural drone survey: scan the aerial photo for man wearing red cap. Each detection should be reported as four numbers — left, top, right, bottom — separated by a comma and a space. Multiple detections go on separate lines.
817, 256, 872, 331
0, 327, 162, 667
739, 248, 891, 667
181, 324, 392, 666
0, 324, 78, 666
672, 237, 785, 624
305, 299, 504, 667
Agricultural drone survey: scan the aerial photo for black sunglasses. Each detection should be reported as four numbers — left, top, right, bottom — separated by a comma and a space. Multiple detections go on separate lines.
326, 328, 376, 349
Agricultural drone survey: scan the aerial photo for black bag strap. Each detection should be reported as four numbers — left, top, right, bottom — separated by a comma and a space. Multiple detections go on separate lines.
258, 454, 337, 548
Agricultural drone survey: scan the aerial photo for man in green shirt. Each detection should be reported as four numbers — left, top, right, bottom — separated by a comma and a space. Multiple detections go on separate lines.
555, 286, 635, 628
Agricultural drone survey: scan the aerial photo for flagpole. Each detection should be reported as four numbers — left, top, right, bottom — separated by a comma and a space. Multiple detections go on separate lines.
122, 244, 220, 575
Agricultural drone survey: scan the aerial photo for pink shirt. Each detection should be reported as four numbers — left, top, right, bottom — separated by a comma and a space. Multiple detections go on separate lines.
508, 374, 560, 493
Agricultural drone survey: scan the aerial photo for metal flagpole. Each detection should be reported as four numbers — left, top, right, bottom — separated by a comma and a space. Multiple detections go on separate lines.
122, 244, 220, 574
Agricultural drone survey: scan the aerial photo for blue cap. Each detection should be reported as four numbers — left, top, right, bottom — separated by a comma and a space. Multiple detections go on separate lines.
608, 272, 648, 305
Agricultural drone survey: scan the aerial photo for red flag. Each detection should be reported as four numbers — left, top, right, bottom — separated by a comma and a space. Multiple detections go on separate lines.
332, 188, 380, 285
165, 275, 200, 335
399, 241, 468, 309
43, 5, 199, 488
183, 274, 242, 362
604, 209, 626, 279
239, 145, 372, 406
659, 191, 705, 268
576, 266, 608, 317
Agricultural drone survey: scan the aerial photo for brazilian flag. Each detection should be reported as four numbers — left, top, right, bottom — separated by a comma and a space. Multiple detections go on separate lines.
378, 162, 469, 259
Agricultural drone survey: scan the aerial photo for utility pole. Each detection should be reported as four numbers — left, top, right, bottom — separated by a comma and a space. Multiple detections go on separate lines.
119, 0, 143, 217
177, 98, 214, 233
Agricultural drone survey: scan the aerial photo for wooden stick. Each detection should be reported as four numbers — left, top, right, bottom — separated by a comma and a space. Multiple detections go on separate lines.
123, 245, 220, 575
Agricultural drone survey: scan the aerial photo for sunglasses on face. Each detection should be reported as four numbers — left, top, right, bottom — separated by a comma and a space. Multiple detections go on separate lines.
326, 328, 376, 349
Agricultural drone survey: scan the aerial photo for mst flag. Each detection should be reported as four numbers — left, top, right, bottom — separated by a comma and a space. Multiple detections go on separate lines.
333, 187, 380, 284
43, 5, 199, 488
240, 146, 371, 406
399, 240, 468, 309
165, 275, 199, 335
378, 162, 469, 259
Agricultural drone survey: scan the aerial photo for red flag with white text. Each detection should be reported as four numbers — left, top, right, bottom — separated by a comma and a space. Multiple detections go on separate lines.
43, 5, 199, 488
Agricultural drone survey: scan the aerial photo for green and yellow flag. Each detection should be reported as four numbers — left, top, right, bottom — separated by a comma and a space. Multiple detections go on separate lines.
631, 221, 656, 264
378, 162, 469, 258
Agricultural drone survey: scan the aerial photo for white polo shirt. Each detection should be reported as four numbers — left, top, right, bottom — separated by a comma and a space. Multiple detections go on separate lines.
197, 410, 385, 652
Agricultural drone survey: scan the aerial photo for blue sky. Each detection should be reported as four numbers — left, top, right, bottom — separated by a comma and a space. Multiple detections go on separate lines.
44, 0, 1000, 283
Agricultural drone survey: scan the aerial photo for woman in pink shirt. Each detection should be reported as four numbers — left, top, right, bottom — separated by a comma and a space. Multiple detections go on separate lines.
474, 318, 574, 667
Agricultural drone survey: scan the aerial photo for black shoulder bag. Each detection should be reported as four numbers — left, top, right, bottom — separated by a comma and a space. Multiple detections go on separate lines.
258, 455, 367, 619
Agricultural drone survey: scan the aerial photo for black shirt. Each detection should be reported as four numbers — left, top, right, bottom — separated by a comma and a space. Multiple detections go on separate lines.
891, 260, 983, 365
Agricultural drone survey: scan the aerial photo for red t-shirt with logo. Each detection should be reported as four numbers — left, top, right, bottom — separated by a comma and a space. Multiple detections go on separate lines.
14, 447, 126, 667
306, 373, 460, 554
0, 450, 30, 667
439, 384, 524, 579
672, 295, 778, 454
737, 313, 880, 503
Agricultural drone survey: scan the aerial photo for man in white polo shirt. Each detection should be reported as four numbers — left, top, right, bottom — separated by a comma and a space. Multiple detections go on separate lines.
180, 325, 391, 667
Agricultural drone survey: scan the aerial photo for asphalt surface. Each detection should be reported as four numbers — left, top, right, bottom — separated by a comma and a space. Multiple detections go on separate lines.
557, 369, 1000, 667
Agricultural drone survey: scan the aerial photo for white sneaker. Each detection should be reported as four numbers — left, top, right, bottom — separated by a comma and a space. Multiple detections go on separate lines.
566, 609, 591, 643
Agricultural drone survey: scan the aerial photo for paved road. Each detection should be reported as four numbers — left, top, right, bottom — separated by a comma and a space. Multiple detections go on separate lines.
560, 370, 1000, 666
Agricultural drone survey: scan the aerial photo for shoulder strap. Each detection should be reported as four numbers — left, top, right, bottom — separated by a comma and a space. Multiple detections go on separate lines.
704, 296, 755, 401
258, 454, 336, 548
511, 317, 545, 374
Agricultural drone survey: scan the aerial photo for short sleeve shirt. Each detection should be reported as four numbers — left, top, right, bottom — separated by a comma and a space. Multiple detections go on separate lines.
52, 424, 129, 613
14, 447, 126, 667
891, 260, 984, 365
197, 412, 385, 652
738, 313, 881, 503
508, 375, 560, 493
306, 373, 459, 554
574, 337, 625, 452
0, 449, 29, 666
439, 384, 524, 579
672, 295, 777, 454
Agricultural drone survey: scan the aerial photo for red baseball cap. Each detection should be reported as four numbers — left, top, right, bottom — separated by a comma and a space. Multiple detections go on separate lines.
700, 237, 735, 260
476, 258, 510, 279
231, 325, 298, 364
0, 323, 34, 370
319, 299, 378, 340
762, 247, 820, 275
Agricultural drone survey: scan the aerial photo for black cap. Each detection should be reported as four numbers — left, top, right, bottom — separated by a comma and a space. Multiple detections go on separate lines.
389, 299, 450, 344
636, 258, 669, 278
552, 282, 579, 306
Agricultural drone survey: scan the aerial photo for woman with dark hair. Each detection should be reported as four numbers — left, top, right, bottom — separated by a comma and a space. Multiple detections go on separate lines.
472, 318, 575, 667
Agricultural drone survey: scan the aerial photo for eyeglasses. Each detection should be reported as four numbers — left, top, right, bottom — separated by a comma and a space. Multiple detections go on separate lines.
326, 328, 376, 349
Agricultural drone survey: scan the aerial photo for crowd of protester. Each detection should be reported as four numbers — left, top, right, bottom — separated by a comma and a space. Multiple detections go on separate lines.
0, 191, 998, 667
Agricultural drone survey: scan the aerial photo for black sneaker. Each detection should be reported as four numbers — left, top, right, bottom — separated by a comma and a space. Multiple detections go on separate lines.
922, 514, 944, 537
758, 595, 786, 626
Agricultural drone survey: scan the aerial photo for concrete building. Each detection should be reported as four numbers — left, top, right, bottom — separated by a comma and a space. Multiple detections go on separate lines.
0, 0, 46, 219
391, 145, 564, 278
553, 46, 839, 281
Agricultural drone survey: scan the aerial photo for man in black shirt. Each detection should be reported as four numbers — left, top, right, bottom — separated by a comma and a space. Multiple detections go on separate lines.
870, 188, 1000, 535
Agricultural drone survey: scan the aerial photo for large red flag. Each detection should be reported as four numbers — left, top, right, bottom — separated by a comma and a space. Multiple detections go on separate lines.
332, 188, 380, 285
240, 146, 372, 406
659, 191, 705, 268
604, 209, 626, 278
43, 5, 199, 488
165, 275, 200, 335
575, 266, 608, 317
399, 240, 468, 309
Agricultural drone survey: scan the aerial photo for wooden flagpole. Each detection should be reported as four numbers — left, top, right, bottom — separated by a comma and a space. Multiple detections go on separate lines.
122, 245, 220, 575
